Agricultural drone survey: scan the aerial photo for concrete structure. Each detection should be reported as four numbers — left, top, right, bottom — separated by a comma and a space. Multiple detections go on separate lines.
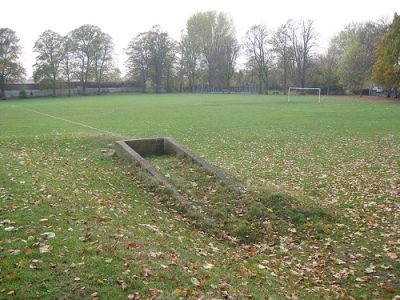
114, 137, 242, 192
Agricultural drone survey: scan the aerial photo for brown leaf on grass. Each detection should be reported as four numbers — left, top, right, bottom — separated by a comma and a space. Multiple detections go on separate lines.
122, 269, 131, 275
39, 244, 53, 253
29, 259, 43, 270
24, 247, 32, 255
127, 293, 140, 299
24, 228, 36, 236
24, 282, 31, 293
381, 284, 396, 293
148, 288, 162, 299
8, 249, 20, 255
140, 224, 162, 235
116, 278, 127, 290
355, 276, 369, 282
141, 267, 153, 277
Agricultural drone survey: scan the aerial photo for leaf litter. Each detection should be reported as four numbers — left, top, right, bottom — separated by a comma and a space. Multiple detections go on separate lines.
0, 125, 399, 299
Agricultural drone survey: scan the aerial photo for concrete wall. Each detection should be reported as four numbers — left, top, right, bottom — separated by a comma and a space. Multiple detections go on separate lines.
115, 137, 243, 192
124, 138, 165, 157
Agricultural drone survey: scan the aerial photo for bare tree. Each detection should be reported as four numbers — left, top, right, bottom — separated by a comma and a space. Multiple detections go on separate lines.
271, 24, 294, 94
221, 36, 241, 92
178, 32, 199, 92
244, 25, 273, 94
286, 19, 318, 88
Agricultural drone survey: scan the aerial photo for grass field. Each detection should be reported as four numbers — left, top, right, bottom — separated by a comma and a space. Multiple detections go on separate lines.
0, 93, 399, 299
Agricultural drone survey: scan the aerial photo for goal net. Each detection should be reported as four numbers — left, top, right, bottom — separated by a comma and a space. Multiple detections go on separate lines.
288, 87, 321, 103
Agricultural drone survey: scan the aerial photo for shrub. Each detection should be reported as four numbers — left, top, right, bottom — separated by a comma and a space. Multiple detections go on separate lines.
19, 86, 27, 99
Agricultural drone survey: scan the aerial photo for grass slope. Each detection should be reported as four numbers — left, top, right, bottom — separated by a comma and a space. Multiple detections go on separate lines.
0, 93, 399, 299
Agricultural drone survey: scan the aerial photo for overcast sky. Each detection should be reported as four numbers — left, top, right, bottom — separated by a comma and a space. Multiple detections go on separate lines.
3, 0, 399, 77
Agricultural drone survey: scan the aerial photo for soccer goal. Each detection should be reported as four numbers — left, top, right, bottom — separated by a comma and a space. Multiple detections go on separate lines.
288, 87, 321, 103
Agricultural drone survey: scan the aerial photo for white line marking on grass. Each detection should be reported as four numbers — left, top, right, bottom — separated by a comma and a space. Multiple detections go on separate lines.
12, 105, 123, 137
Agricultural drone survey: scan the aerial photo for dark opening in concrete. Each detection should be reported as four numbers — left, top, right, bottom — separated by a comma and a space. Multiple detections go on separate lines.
114, 137, 242, 191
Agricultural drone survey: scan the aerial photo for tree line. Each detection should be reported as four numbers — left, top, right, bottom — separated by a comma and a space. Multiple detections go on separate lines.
0, 11, 399, 99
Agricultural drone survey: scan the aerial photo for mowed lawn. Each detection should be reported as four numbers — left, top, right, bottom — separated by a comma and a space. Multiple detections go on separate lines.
0, 93, 399, 299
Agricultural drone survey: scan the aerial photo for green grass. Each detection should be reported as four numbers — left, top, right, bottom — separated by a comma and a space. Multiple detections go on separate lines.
0, 93, 399, 299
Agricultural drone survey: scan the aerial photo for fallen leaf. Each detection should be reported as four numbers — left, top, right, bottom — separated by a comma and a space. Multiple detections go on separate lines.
39, 245, 53, 253
42, 232, 55, 238
355, 276, 369, 282
24, 282, 31, 293
173, 289, 181, 296
381, 284, 396, 293
116, 278, 127, 290
8, 249, 20, 255
190, 277, 201, 286
365, 267, 375, 274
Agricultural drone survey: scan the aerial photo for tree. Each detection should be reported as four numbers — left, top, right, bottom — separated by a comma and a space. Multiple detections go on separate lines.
244, 25, 273, 94
147, 26, 176, 93
93, 31, 114, 94
62, 36, 75, 97
339, 42, 373, 96
220, 35, 241, 92
68, 25, 103, 95
33, 30, 65, 97
372, 13, 400, 98
125, 25, 175, 93
271, 24, 294, 94
286, 19, 317, 88
178, 32, 199, 92
331, 19, 388, 85
318, 44, 341, 95
186, 11, 236, 89
0, 28, 26, 99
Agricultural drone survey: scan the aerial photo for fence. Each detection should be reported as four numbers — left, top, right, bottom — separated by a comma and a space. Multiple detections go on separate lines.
193, 84, 261, 94
5, 86, 144, 98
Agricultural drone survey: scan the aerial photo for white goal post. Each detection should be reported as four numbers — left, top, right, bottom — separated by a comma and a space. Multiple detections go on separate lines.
288, 87, 321, 103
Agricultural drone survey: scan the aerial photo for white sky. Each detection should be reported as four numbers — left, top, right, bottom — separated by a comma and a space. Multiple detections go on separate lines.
3, 0, 399, 77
